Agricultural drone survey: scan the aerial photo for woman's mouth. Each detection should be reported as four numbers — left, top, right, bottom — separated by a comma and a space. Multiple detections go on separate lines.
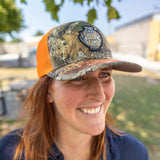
78, 105, 102, 115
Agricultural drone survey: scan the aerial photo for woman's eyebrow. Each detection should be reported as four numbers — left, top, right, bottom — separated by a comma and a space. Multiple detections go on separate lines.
101, 67, 112, 71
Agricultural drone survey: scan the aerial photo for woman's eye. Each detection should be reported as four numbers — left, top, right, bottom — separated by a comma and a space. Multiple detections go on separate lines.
69, 76, 86, 85
71, 76, 85, 81
99, 73, 110, 78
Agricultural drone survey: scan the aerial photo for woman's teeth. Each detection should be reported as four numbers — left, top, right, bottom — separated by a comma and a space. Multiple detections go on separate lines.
79, 106, 101, 115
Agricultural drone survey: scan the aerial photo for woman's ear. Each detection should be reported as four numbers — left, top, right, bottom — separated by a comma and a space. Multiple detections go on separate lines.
47, 89, 54, 103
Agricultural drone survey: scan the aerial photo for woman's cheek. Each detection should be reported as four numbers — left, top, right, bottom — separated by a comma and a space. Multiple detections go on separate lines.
62, 89, 85, 108
104, 78, 115, 101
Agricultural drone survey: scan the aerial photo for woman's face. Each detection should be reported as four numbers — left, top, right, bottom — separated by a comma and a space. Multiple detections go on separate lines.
48, 67, 115, 136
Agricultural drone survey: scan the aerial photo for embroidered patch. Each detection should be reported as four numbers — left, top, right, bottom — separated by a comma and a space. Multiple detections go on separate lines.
78, 26, 102, 51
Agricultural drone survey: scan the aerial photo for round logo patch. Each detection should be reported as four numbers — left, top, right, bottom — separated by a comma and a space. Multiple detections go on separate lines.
78, 26, 102, 51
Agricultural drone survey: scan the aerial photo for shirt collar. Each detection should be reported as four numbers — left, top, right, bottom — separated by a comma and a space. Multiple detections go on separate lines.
49, 142, 64, 160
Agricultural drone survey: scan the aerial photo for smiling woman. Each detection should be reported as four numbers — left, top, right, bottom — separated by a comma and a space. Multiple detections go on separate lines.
48, 68, 114, 137
0, 21, 149, 160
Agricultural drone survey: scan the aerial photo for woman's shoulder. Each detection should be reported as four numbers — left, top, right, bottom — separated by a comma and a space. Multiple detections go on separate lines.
106, 127, 150, 160
0, 128, 23, 160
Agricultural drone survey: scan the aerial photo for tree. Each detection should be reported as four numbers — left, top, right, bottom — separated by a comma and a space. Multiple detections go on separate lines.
41, 0, 121, 23
10, 37, 23, 43
0, 0, 121, 38
0, 0, 24, 35
34, 30, 44, 36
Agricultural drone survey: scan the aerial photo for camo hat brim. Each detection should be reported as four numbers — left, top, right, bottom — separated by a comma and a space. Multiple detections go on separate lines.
36, 21, 142, 80
47, 59, 141, 80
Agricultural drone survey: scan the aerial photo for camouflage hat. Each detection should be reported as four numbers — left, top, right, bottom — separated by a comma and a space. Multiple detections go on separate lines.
36, 21, 142, 80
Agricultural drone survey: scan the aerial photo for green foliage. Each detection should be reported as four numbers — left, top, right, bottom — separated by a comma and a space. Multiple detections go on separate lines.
107, 6, 120, 22
0, 0, 24, 34
10, 38, 23, 43
105, 0, 120, 22
87, 0, 93, 5
34, 30, 44, 36
43, 0, 64, 21
42, 0, 121, 23
73, 0, 84, 5
0, 0, 121, 36
87, 8, 97, 24
0, 38, 5, 42
20, 0, 27, 4
105, 0, 112, 6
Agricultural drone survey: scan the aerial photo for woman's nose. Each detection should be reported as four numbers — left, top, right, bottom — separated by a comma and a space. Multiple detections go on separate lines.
86, 78, 105, 102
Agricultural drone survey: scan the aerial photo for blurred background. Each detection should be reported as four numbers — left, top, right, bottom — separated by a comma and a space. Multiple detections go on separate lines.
0, 0, 160, 159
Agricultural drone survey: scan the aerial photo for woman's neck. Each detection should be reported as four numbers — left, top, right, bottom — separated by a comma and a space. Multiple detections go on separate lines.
55, 127, 92, 160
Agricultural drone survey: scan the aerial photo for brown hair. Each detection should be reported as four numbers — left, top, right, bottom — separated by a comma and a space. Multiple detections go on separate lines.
14, 75, 118, 160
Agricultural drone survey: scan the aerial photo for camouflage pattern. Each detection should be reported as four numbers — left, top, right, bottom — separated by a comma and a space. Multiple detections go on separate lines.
47, 60, 128, 80
46, 21, 142, 80
47, 21, 111, 68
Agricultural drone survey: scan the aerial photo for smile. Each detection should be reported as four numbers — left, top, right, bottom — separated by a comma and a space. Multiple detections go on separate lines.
78, 105, 102, 115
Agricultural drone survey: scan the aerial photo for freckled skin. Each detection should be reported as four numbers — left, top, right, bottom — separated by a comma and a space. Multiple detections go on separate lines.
48, 67, 115, 136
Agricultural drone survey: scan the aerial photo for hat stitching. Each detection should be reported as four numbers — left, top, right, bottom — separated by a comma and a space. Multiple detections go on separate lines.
78, 26, 103, 51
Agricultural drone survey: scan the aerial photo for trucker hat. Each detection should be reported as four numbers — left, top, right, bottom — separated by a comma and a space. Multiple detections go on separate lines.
36, 21, 142, 80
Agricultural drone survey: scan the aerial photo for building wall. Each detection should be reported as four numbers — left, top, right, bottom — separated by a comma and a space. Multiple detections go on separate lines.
107, 13, 160, 61
0, 42, 30, 58
147, 18, 160, 61
112, 19, 151, 57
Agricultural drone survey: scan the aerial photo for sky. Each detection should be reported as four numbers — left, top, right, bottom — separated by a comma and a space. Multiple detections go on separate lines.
15, 0, 160, 41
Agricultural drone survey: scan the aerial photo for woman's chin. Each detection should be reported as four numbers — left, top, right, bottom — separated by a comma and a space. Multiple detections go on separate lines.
83, 123, 105, 136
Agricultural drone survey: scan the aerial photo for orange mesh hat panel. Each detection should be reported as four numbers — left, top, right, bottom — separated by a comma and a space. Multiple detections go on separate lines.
36, 28, 55, 78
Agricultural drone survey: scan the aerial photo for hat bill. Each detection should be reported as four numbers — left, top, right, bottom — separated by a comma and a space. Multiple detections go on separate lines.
47, 59, 142, 80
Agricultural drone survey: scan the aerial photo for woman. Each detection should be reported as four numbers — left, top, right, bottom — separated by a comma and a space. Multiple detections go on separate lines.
0, 21, 149, 160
